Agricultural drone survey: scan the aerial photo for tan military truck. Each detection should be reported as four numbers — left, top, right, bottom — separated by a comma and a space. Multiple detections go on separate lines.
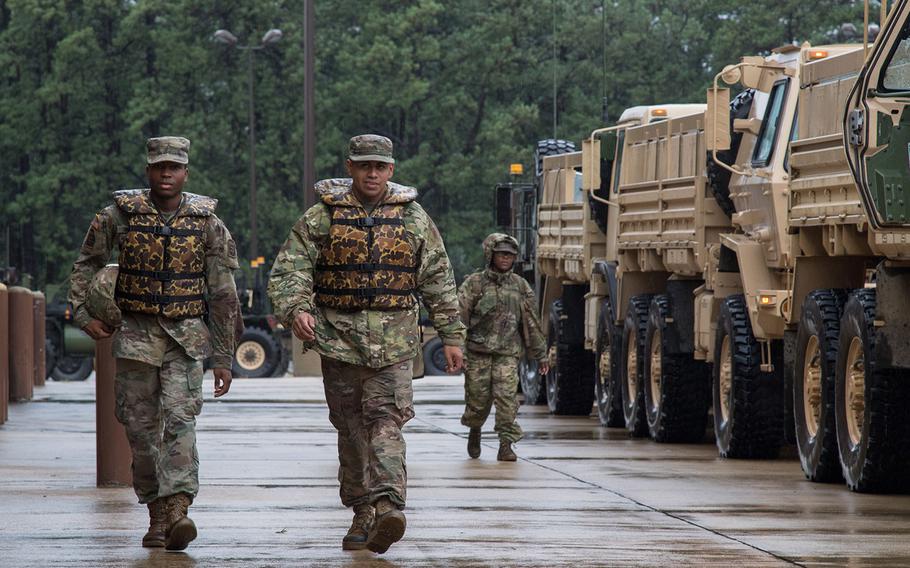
535, 2, 910, 493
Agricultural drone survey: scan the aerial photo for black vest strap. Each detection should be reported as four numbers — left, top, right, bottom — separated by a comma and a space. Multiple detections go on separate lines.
118, 267, 206, 281
330, 216, 404, 227
127, 225, 205, 237
313, 286, 414, 297
116, 292, 206, 304
315, 262, 417, 273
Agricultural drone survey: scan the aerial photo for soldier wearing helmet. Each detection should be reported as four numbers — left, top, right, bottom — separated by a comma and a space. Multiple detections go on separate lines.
458, 233, 549, 461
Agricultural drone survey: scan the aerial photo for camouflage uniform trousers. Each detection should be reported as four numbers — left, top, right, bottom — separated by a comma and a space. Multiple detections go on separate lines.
460, 351, 522, 443
114, 335, 204, 504
321, 356, 415, 509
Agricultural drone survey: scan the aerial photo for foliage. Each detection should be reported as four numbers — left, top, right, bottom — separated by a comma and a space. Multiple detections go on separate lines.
0, 0, 868, 288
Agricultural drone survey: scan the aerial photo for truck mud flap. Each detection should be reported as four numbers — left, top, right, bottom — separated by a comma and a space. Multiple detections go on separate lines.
874, 263, 910, 370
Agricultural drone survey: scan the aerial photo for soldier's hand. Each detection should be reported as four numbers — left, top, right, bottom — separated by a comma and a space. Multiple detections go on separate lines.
293, 311, 316, 341
444, 345, 464, 374
82, 319, 113, 340
538, 360, 550, 376
213, 368, 232, 397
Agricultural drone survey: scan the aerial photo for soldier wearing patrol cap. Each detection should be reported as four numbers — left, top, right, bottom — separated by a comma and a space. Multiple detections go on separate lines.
69, 136, 241, 551
458, 233, 549, 461
268, 134, 466, 554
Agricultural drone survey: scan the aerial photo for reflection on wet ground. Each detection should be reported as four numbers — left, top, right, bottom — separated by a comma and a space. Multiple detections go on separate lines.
3, 376, 910, 567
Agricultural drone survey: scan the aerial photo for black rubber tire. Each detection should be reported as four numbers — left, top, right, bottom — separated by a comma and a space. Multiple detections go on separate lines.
712, 294, 784, 459
535, 139, 577, 178
273, 343, 291, 377
835, 289, 910, 493
232, 327, 281, 378
422, 336, 447, 376
594, 298, 624, 427
794, 290, 846, 483
545, 300, 594, 416
643, 295, 710, 443
621, 295, 652, 437
44, 338, 59, 382
51, 355, 94, 382
519, 357, 546, 405
706, 89, 755, 217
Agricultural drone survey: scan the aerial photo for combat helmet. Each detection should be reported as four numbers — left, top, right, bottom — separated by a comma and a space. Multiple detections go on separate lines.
481, 233, 519, 264
86, 264, 122, 328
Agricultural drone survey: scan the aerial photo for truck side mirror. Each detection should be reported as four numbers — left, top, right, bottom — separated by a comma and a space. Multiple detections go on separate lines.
706, 87, 732, 152
495, 184, 512, 227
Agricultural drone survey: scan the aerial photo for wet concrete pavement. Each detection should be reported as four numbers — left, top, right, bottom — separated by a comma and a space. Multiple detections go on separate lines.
2, 374, 910, 567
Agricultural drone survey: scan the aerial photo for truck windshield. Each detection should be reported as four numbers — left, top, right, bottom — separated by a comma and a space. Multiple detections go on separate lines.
882, 33, 910, 90
752, 79, 788, 167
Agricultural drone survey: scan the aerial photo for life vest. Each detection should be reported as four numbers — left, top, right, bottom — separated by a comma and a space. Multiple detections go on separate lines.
113, 189, 214, 319
313, 179, 418, 310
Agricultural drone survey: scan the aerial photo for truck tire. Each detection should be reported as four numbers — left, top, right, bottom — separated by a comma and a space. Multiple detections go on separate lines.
595, 298, 623, 426
794, 290, 846, 483
621, 295, 652, 436
706, 89, 755, 217
51, 355, 94, 382
423, 336, 447, 376
835, 289, 910, 493
45, 338, 59, 382
535, 139, 577, 178
644, 295, 710, 443
713, 294, 783, 458
273, 343, 291, 377
519, 357, 546, 405
233, 327, 281, 378
545, 300, 594, 416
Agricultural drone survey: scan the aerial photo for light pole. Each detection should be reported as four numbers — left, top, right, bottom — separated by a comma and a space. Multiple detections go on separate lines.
213, 28, 282, 263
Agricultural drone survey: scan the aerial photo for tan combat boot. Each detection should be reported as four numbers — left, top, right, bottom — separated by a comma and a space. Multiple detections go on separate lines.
366, 497, 406, 554
342, 504, 374, 550
497, 441, 517, 462
141, 498, 167, 548
467, 427, 481, 459
164, 493, 197, 551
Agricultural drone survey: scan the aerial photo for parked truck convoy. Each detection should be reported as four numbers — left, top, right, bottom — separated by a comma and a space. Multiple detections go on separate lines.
503, 1, 910, 493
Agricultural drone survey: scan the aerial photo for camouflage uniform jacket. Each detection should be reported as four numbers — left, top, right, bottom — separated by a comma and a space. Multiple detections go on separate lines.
268, 178, 465, 368
458, 240, 547, 361
69, 190, 241, 369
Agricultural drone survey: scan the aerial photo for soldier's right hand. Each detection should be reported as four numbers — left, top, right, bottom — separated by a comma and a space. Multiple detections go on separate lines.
293, 311, 316, 341
83, 319, 113, 340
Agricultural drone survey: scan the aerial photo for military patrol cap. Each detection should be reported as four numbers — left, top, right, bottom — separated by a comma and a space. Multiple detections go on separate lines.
348, 134, 395, 164
147, 136, 191, 165
492, 240, 519, 255
86, 264, 122, 328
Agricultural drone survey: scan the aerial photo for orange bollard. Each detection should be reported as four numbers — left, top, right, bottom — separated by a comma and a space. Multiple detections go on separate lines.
33, 291, 46, 388
95, 337, 132, 486
0, 283, 8, 423
8, 287, 35, 401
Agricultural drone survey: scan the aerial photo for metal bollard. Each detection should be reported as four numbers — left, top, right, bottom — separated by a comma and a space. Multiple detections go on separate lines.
95, 337, 131, 486
32, 291, 46, 387
0, 283, 8, 423
8, 287, 35, 401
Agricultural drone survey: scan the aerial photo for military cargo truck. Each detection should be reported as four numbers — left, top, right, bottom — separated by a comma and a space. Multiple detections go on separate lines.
531, 1, 910, 492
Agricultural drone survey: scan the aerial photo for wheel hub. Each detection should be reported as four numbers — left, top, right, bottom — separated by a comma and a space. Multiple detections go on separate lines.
649, 329, 662, 411
802, 335, 822, 438
845, 336, 866, 447
719, 336, 732, 422
236, 340, 266, 371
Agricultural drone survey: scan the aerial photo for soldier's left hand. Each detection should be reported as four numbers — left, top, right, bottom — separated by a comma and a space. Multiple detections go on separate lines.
213, 368, 232, 397
443, 345, 464, 374
538, 361, 550, 376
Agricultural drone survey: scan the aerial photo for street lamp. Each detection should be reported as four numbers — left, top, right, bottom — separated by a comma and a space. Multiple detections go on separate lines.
213, 28, 283, 264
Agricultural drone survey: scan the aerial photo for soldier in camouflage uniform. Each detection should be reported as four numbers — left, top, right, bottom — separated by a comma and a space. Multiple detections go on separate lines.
69, 136, 241, 551
458, 233, 548, 461
268, 134, 465, 554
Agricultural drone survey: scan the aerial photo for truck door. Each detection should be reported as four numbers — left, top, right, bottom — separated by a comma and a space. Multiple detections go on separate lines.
847, 0, 910, 227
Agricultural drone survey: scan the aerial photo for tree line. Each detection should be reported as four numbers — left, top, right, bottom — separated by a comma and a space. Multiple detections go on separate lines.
0, 0, 867, 293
